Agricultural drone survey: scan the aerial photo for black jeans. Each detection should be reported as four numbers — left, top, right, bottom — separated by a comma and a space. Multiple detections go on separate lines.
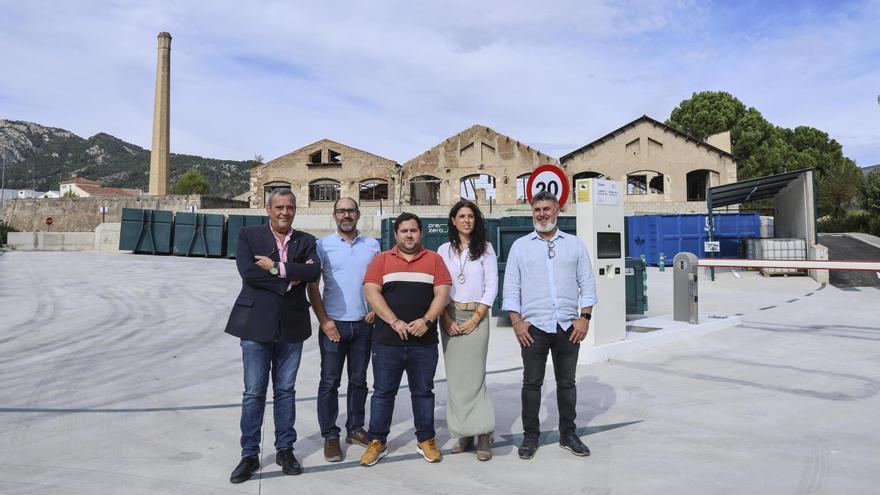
521, 324, 580, 436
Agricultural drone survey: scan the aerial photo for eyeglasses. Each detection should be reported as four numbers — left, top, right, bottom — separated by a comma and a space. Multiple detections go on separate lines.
334, 208, 359, 216
547, 239, 555, 259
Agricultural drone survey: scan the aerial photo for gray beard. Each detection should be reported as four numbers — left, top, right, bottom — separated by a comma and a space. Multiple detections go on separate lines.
337, 222, 356, 233
534, 221, 556, 233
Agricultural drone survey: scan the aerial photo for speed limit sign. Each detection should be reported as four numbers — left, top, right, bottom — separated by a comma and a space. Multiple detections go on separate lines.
526, 164, 569, 206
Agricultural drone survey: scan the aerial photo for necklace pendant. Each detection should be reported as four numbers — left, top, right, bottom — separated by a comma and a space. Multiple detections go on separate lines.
457, 273, 466, 284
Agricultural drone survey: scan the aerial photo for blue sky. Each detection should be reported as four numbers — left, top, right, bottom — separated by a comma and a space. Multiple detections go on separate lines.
1, 0, 878, 167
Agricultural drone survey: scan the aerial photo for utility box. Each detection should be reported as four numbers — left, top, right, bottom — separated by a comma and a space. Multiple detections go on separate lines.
673, 252, 699, 323
575, 179, 626, 346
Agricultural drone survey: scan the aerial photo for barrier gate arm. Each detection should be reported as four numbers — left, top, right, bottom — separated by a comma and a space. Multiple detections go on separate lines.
698, 258, 880, 271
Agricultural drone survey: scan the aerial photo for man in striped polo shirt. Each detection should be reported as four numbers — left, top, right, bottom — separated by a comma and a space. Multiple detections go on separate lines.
359, 212, 452, 467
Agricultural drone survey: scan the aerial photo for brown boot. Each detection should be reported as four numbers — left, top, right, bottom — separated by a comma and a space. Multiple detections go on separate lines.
476, 433, 493, 461
451, 436, 474, 454
324, 438, 343, 462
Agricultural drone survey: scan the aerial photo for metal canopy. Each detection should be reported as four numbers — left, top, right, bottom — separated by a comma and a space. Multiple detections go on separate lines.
705, 168, 817, 281
707, 168, 813, 208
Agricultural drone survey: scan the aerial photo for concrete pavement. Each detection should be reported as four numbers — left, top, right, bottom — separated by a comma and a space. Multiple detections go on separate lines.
0, 251, 878, 494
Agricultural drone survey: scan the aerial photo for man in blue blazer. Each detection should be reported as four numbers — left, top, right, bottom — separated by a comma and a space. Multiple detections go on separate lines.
226, 189, 321, 483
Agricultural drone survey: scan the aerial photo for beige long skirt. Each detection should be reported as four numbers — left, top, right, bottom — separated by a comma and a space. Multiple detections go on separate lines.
440, 302, 495, 438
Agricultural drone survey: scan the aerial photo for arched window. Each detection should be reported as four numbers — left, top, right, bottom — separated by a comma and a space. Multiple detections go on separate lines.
359, 179, 389, 201
309, 179, 340, 202
409, 175, 441, 205
649, 174, 664, 194
571, 172, 606, 202
263, 181, 292, 205
687, 170, 712, 201
627, 170, 665, 195
459, 174, 496, 201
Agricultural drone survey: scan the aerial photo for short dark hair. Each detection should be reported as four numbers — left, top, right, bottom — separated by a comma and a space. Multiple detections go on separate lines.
530, 190, 559, 206
394, 212, 422, 232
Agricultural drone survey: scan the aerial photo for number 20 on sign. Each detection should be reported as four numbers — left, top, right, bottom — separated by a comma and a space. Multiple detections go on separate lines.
526, 164, 570, 206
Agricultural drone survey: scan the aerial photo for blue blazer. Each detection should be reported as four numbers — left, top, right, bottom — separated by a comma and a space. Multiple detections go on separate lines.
225, 224, 321, 343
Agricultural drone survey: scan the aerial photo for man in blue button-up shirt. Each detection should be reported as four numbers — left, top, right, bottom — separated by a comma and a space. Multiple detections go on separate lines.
502, 190, 597, 460
307, 197, 380, 463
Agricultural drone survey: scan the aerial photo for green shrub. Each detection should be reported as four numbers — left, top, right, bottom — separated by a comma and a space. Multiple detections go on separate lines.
817, 211, 869, 233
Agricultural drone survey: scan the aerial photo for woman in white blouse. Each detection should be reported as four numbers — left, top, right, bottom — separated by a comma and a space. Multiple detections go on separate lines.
438, 200, 498, 461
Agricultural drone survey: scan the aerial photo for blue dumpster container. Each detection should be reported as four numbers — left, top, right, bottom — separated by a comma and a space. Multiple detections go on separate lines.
626, 213, 759, 265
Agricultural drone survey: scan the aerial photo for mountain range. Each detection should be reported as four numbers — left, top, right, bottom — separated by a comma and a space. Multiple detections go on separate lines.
0, 119, 253, 198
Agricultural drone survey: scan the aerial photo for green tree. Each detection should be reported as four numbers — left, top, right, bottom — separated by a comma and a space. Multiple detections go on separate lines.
860, 171, 880, 214
667, 91, 747, 140
171, 169, 210, 195
62, 190, 79, 198
667, 91, 778, 179
667, 91, 863, 215
816, 158, 863, 218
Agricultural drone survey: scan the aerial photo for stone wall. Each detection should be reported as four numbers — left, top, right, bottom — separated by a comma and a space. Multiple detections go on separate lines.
0, 196, 246, 232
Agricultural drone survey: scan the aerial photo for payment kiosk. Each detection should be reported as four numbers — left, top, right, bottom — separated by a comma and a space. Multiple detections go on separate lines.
575, 178, 626, 345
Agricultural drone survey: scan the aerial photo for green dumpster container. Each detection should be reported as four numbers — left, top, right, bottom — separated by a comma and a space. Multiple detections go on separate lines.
227, 215, 268, 259
380, 217, 451, 252
496, 218, 576, 263
491, 261, 506, 316
486, 217, 502, 253
625, 257, 648, 314
173, 212, 226, 257
119, 208, 173, 255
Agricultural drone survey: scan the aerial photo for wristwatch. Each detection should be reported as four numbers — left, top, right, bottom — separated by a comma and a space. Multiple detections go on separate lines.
269, 262, 280, 276
423, 316, 435, 326
580, 312, 592, 320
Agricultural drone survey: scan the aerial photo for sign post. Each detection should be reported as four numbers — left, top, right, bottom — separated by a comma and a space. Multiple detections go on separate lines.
526, 164, 570, 207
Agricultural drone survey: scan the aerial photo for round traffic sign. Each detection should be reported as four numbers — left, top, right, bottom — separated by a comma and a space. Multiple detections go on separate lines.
526, 164, 569, 206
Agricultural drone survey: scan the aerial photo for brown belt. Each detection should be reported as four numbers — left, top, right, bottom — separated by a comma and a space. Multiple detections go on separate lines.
452, 301, 479, 311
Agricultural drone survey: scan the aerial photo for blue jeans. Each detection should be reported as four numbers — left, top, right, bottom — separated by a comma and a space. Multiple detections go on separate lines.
317, 319, 372, 439
368, 342, 439, 443
239, 339, 304, 457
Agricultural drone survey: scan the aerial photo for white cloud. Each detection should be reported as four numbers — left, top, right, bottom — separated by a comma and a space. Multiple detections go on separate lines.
1, 0, 877, 167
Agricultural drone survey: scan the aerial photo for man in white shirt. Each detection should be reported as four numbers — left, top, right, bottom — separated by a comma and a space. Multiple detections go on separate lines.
502, 190, 598, 460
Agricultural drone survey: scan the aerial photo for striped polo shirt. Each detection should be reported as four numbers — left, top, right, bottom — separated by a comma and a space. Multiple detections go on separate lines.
363, 245, 452, 346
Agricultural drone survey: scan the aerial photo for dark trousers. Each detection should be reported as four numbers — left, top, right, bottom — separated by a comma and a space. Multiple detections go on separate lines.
521, 325, 580, 436
368, 342, 439, 443
317, 319, 372, 439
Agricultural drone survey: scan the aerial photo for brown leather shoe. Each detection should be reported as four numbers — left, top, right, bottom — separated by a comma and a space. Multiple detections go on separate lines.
324, 438, 343, 462
346, 428, 370, 448
476, 433, 493, 461
451, 436, 474, 454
